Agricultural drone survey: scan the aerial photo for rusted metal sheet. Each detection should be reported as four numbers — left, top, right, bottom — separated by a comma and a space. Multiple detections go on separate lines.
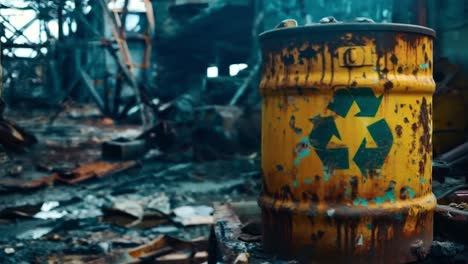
0, 161, 139, 191
55, 160, 138, 184
127, 235, 208, 263
258, 19, 436, 263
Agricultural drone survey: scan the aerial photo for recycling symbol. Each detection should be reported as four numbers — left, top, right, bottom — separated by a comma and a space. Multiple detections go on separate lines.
308, 87, 393, 174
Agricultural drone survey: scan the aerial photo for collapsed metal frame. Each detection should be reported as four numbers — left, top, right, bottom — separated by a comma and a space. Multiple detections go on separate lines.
0, 0, 155, 125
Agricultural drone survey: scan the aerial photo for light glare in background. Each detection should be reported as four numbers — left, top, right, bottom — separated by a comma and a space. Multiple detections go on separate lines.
207, 66, 219, 78
229, 63, 248, 76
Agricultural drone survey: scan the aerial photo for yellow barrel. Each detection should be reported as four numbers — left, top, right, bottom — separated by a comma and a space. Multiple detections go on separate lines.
258, 20, 436, 263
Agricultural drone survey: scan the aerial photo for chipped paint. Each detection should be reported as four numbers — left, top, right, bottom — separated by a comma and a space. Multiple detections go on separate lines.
372, 189, 396, 205
357, 234, 364, 246
345, 189, 351, 197
373, 196, 386, 205
420, 63, 430, 69
353, 198, 369, 206
294, 149, 311, 166
292, 180, 298, 188
322, 166, 332, 182
406, 187, 415, 198
259, 25, 435, 262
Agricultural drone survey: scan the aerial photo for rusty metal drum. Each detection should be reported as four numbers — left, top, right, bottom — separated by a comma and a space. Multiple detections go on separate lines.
258, 20, 436, 263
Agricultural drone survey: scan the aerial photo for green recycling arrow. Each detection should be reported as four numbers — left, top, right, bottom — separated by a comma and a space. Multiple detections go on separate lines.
327, 88, 383, 117
309, 115, 341, 147
309, 115, 349, 169
327, 89, 354, 117
353, 119, 394, 175
301, 87, 393, 176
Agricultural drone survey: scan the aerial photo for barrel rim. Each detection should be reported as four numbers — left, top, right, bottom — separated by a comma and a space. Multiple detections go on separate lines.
259, 23, 436, 41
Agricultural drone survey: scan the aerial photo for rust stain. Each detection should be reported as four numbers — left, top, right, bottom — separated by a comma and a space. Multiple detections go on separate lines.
289, 115, 303, 135
395, 125, 403, 137
384, 80, 394, 91
418, 97, 431, 155
259, 24, 435, 263
419, 160, 425, 175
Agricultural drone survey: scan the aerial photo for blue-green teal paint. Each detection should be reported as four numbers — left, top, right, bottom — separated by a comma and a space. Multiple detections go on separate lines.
357, 234, 364, 246
372, 189, 396, 205
420, 63, 430, 69
304, 178, 312, 184
407, 187, 415, 198
292, 180, 298, 188
294, 149, 311, 166
385, 189, 396, 203
366, 224, 373, 230
345, 189, 351, 197
373, 196, 386, 205
420, 178, 427, 183
353, 198, 369, 206
323, 166, 332, 182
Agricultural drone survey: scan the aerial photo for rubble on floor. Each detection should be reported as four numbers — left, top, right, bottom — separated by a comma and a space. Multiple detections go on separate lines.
0, 105, 260, 263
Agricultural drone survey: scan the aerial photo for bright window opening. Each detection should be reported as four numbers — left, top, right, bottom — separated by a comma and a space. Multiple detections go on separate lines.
207, 66, 219, 78
229, 63, 248, 76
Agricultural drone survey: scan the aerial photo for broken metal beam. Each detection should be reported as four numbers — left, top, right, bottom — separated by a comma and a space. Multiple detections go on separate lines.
79, 69, 105, 114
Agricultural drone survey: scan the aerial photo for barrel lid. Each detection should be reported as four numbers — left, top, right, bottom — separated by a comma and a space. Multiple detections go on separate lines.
259, 22, 436, 41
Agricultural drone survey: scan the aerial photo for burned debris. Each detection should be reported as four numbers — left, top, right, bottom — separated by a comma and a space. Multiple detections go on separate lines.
0, 0, 467, 263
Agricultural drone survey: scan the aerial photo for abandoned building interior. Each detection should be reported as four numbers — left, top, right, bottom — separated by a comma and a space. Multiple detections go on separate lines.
0, 0, 467, 263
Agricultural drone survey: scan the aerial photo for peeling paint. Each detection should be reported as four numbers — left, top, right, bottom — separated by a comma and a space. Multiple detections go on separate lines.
323, 166, 332, 182
294, 149, 311, 166
345, 189, 351, 197
385, 189, 397, 203
292, 180, 298, 188
259, 28, 435, 261
420, 63, 430, 69
407, 187, 415, 198
353, 198, 369, 206
373, 196, 386, 205
357, 234, 364, 246
372, 189, 396, 205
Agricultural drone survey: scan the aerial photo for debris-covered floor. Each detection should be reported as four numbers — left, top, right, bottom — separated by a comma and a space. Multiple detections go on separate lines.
0, 106, 467, 264
0, 105, 261, 263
